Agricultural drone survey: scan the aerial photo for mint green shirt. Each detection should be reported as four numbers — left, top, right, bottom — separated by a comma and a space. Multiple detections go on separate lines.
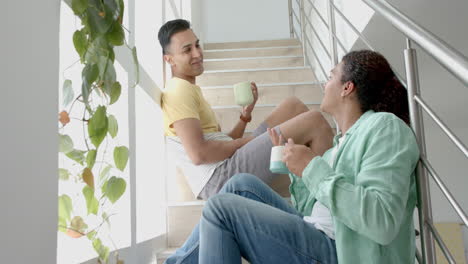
290, 111, 420, 264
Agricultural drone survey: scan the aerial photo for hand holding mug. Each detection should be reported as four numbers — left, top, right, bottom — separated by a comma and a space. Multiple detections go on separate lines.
283, 138, 318, 177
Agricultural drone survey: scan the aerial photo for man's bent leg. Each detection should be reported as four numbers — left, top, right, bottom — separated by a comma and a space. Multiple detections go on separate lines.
264, 96, 309, 128
279, 110, 334, 156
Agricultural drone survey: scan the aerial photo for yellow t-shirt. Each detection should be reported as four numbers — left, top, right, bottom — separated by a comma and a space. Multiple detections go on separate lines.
162, 77, 220, 137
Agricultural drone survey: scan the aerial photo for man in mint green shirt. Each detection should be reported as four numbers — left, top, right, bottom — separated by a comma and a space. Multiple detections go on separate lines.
165, 50, 419, 264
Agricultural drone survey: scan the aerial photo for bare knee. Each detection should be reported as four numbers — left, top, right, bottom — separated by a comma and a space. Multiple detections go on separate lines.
280, 96, 308, 116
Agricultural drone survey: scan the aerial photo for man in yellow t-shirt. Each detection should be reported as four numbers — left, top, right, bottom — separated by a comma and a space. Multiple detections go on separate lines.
159, 19, 333, 200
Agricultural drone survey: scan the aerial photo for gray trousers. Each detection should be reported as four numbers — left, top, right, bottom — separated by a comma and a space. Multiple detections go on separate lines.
198, 123, 281, 200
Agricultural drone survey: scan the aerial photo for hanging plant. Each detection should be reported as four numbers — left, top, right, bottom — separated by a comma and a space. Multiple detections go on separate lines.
58, 0, 139, 263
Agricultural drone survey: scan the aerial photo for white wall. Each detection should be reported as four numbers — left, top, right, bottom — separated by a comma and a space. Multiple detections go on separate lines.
1, 0, 59, 263
352, 0, 468, 223
201, 0, 290, 43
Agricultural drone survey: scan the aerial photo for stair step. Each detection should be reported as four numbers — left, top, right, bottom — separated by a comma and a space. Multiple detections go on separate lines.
204, 56, 304, 71
202, 83, 323, 106
204, 38, 301, 50
167, 176, 292, 248
198, 67, 316, 87
157, 248, 250, 263
204, 46, 302, 59
167, 202, 204, 248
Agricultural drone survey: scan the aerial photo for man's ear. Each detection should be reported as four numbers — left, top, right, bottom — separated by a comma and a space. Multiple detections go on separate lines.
163, 54, 174, 66
341, 81, 356, 97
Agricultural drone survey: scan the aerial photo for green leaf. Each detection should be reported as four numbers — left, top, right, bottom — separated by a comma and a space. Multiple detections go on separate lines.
105, 176, 126, 203
88, 106, 108, 148
132, 47, 140, 87
86, 230, 97, 240
73, 30, 87, 61
71, 0, 88, 15
109, 82, 121, 105
66, 149, 86, 165
107, 115, 118, 138
106, 22, 124, 46
59, 134, 74, 154
99, 164, 112, 181
101, 180, 108, 195
59, 168, 70, 181
82, 167, 95, 189
62, 80, 74, 107
97, 57, 116, 95
118, 0, 124, 22
58, 194, 73, 223
70, 216, 88, 232
113, 146, 128, 171
83, 186, 99, 215
92, 238, 110, 262
81, 63, 99, 104
86, 0, 116, 35
84, 37, 109, 64
86, 149, 97, 169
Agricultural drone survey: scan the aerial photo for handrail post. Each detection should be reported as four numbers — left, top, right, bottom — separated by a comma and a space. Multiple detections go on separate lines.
299, 0, 307, 66
404, 39, 436, 264
327, 0, 338, 67
288, 0, 294, 38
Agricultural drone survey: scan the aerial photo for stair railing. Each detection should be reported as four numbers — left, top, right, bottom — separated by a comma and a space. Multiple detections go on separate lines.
287, 0, 468, 263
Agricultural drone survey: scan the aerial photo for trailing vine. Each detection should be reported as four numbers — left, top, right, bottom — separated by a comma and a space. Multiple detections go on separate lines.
58, 0, 138, 262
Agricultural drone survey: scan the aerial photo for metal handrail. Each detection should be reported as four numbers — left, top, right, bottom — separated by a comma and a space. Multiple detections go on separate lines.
330, 2, 375, 51
421, 156, 468, 226
303, 14, 331, 58
426, 221, 456, 264
414, 95, 468, 158
306, 0, 330, 29
363, 0, 468, 87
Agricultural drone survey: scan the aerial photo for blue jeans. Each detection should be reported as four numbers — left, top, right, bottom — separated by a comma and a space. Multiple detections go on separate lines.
165, 173, 337, 264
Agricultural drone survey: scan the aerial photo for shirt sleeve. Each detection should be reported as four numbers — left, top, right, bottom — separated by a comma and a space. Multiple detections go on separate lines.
163, 82, 200, 126
301, 119, 420, 245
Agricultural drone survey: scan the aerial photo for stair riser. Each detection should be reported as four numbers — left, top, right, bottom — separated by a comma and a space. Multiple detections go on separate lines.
167, 205, 203, 248
204, 56, 304, 71
204, 46, 302, 59
202, 84, 323, 106
167, 176, 291, 248
204, 39, 301, 50
198, 68, 316, 87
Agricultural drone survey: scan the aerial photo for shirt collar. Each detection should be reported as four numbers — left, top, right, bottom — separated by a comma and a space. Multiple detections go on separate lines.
333, 110, 374, 145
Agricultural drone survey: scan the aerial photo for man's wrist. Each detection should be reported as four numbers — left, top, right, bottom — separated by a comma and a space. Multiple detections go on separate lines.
240, 112, 252, 123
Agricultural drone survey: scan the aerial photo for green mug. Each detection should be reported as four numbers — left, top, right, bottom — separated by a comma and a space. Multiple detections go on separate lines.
233, 81, 254, 106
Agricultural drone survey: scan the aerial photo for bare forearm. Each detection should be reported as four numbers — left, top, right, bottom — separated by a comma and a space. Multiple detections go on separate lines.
194, 137, 252, 164
227, 119, 248, 139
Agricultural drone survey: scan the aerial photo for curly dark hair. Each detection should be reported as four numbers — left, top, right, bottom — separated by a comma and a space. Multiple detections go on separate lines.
341, 50, 410, 124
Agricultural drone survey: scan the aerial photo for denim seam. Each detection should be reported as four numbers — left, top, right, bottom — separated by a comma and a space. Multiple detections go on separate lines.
244, 221, 322, 263
176, 241, 199, 264
232, 189, 322, 262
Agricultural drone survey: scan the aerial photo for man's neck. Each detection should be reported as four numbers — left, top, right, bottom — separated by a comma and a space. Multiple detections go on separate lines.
173, 72, 196, 84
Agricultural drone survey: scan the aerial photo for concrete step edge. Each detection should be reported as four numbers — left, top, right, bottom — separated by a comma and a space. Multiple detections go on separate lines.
202, 81, 325, 89
204, 45, 302, 53
204, 55, 303, 62
203, 66, 309, 74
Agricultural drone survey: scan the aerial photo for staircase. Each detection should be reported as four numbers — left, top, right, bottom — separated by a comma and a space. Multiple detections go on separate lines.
157, 38, 329, 263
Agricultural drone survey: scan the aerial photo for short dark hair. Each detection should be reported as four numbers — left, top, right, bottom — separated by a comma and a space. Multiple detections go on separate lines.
158, 19, 191, 55
341, 50, 410, 124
